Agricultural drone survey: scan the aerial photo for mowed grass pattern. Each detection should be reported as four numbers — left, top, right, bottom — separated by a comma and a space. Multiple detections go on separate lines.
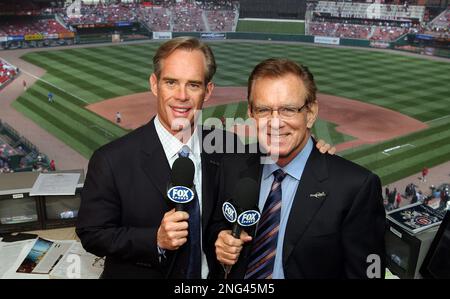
14, 41, 450, 184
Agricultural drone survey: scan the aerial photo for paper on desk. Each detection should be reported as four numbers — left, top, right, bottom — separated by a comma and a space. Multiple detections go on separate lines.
49, 242, 103, 279
29, 173, 80, 196
0, 239, 37, 279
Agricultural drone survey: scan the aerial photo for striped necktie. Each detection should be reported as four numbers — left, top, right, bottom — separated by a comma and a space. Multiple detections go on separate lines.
178, 145, 201, 278
245, 169, 287, 279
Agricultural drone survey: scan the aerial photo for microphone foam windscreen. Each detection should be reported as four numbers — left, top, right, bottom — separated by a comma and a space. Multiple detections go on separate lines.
171, 156, 195, 187
233, 177, 259, 211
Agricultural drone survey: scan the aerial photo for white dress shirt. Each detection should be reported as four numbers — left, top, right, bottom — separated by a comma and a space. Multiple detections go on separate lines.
154, 115, 208, 279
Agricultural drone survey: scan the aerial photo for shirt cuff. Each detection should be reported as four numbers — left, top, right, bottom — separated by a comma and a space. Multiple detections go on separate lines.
157, 245, 166, 263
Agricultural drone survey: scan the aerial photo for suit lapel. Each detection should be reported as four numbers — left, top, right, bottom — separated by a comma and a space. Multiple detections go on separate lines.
200, 150, 219, 234
140, 118, 171, 198
283, 147, 329, 265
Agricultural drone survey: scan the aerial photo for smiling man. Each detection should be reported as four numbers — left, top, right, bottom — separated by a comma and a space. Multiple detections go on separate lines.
77, 37, 220, 279
211, 58, 386, 279
76, 38, 335, 279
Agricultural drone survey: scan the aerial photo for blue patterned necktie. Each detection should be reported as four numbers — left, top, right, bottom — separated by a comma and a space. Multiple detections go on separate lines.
178, 146, 201, 278
245, 169, 287, 279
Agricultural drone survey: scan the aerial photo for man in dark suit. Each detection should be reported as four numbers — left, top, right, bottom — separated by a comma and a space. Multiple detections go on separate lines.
76, 37, 224, 279
211, 58, 386, 279
77, 38, 334, 279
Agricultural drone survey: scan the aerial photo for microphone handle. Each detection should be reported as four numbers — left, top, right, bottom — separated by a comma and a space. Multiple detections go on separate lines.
175, 204, 184, 212
224, 223, 241, 278
231, 222, 241, 239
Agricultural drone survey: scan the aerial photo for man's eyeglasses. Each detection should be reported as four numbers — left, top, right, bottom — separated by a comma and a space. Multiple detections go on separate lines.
251, 103, 308, 118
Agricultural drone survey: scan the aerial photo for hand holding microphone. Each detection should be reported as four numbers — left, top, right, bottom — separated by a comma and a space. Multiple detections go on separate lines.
215, 177, 260, 278
157, 157, 195, 251
215, 229, 252, 266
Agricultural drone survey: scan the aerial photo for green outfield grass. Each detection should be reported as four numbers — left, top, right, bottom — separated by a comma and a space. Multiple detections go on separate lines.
340, 116, 450, 185
15, 41, 450, 184
236, 20, 305, 35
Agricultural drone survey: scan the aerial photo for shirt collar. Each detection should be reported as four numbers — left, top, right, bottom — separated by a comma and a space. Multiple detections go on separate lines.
262, 137, 314, 181
154, 115, 201, 162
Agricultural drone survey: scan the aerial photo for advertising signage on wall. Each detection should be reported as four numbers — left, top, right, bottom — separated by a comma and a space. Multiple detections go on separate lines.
115, 21, 132, 27
58, 32, 75, 39
314, 36, 340, 45
7, 35, 24, 41
25, 33, 44, 41
153, 31, 172, 40
200, 33, 226, 40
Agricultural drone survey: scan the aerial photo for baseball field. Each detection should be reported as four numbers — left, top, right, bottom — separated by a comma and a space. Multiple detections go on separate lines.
12, 41, 450, 185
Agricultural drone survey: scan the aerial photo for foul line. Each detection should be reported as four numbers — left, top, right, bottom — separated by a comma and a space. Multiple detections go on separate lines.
1, 58, 117, 139
382, 144, 415, 156
22, 69, 90, 105
0, 57, 89, 105
426, 114, 450, 124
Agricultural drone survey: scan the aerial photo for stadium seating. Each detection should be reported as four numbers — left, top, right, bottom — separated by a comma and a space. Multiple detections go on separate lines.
139, 6, 171, 32
0, 59, 18, 89
206, 10, 236, 32
427, 7, 450, 36
63, 2, 140, 25
315, 1, 425, 22
60, 1, 238, 33
308, 1, 427, 41
0, 18, 72, 36
0, 120, 51, 173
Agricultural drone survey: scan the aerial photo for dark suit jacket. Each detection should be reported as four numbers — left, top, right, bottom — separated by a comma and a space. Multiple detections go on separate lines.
76, 118, 232, 279
208, 143, 386, 279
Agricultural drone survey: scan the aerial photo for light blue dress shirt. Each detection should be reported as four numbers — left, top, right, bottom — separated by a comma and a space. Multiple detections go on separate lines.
257, 137, 313, 279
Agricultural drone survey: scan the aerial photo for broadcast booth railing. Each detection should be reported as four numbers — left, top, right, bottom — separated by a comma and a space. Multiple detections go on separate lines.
0, 170, 84, 234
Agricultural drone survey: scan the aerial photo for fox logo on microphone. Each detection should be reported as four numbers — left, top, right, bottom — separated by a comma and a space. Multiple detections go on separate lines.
167, 186, 194, 204
222, 202, 237, 223
237, 210, 261, 227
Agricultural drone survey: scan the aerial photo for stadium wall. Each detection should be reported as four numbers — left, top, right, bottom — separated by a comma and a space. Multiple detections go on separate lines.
239, 0, 307, 19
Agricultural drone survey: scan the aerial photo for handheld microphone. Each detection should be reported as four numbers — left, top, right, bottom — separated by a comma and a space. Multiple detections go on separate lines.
167, 156, 195, 211
222, 177, 260, 278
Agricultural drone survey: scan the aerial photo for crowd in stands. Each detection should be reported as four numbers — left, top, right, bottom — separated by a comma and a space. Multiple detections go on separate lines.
0, 60, 18, 89
426, 7, 450, 37
59, 0, 238, 33
0, 0, 40, 16
313, 1, 426, 22
171, 2, 205, 32
139, 6, 171, 32
62, 2, 140, 25
309, 20, 410, 41
206, 10, 236, 32
200, 0, 238, 11
308, 1, 449, 41
371, 25, 408, 41
0, 121, 53, 174
0, 18, 72, 37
